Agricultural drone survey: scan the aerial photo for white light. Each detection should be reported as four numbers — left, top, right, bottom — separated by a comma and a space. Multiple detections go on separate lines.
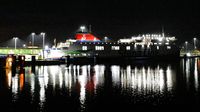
31, 32, 35, 35
167, 46, 171, 49
80, 26, 86, 30
111, 65, 120, 85
158, 38, 163, 42
12, 75, 18, 98
48, 50, 64, 58
13, 37, 18, 39
82, 46, 87, 50
166, 66, 173, 91
79, 66, 87, 107
157, 46, 159, 50
95, 46, 104, 50
185, 41, 188, 44
40, 32, 45, 36
186, 53, 191, 57
126, 46, 131, 50
45, 45, 49, 50
13, 37, 18, 49
80, 26, 86, 32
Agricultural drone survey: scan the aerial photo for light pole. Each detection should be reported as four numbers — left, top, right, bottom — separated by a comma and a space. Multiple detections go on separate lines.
193, 37, 196, 49
40, 32, 45, 49
13, 37, 18, 50
104, 36, 108, 42
80, 26, 85, 33
40, 32, 45, 59
31, 32, 35, 46
185, 41, 188, 52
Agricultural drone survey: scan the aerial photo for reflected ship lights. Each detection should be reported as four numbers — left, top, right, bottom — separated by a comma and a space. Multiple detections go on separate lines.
182, 58, 200, 91
3, 59, 200, 110
7, 67, 25, 101
111, 65, 176, 94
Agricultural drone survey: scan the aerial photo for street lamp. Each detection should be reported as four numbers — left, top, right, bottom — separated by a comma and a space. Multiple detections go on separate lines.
23, 44, 26, 48
31, 32, 35, 46
13, 37, 18, 50
104, 36, 108, 42
40, 32, 45, 49
185, 41, 188, 52
80, 26, 86, 32
40, 32, 45, 59
193, 38, 196, 49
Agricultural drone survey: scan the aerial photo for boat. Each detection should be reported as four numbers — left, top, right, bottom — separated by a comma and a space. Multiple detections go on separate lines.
55, 26, 180, 59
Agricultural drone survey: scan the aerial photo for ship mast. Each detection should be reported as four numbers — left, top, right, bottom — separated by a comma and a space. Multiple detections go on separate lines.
162, 26, 165, 38
89, 25, 92, 33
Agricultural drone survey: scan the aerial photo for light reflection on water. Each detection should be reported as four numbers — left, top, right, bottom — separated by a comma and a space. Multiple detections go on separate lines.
181, 58, 199, 91
2, 58, 200, 111
111, 65, 175, 94
194, 58, 199, 91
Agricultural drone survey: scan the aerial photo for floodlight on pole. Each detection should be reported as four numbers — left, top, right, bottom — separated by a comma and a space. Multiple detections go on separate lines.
104, 36, 108, 42
185, 41, 188, 52
194, 38, 196, 49
40, 32, 45, 59
40, 32, 45, 49
31, 32, 35, 46
80, 26, 86, 32
13, 37, 18, 49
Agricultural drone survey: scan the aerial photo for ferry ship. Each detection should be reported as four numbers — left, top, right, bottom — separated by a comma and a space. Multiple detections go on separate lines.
55, 26, 180, 59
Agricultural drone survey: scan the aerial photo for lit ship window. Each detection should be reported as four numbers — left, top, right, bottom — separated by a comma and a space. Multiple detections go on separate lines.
95, 46, 104, 50
134, 44, 137, 48
82, 46, 87, 50
167, 46, 171, 49
142, 45, 144, 48
126, 46, 130, 50
112, 46, 120, 50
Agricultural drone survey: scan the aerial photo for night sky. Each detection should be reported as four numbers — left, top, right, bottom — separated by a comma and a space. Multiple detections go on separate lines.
1, 0, 200, 44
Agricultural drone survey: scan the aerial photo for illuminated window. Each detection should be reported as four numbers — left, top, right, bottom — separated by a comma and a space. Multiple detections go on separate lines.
112, 46, 120, 50
157, 46, 159, 50
134, 44, 137, 49
126, 46, 130, 50
82, 46, 87, 50
167, 46, 171, 49
95, 46, 104, 50
142, 45, 144, 48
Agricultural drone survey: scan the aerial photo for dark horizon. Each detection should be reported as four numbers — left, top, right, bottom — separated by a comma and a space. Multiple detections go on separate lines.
1, 0, 200, 44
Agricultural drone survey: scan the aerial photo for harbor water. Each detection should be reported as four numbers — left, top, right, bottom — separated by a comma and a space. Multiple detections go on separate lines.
0, 58, 200, 112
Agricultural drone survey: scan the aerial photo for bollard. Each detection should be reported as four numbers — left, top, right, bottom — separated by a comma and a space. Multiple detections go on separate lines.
18, 55, 25, 67
32, 56, 36, 64
31, 56, 36, 73
66, 55, 70, 63
11, 56, 16, 76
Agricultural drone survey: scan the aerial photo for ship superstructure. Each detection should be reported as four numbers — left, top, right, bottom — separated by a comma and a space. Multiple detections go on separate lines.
55, 27, 180, 59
